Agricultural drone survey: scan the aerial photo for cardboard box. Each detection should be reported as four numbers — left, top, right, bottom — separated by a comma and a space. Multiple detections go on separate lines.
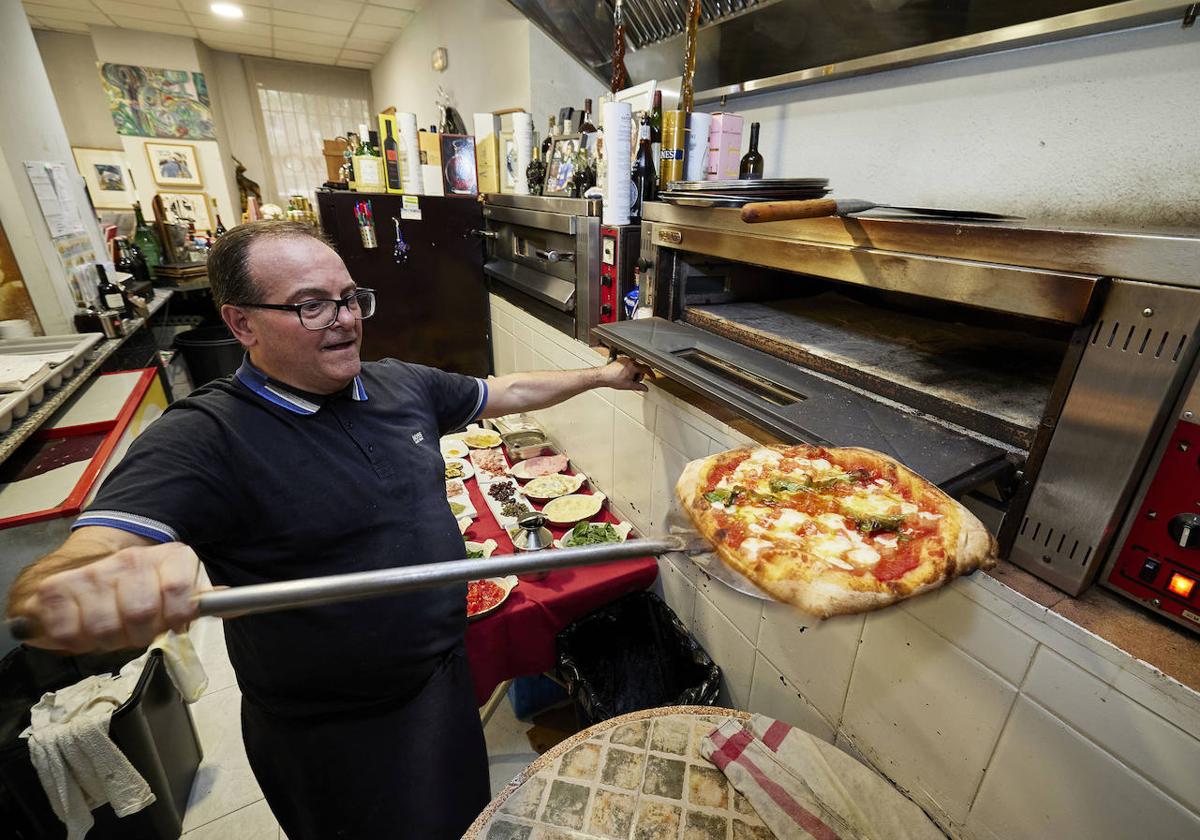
322, 138, 348, 183
418, 130, 445, 197
473, 113, 501, 194
707, 112, 744, 181
377, 113, 404, 194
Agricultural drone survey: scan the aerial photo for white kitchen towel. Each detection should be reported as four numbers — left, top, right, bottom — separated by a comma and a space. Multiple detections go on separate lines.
21, 631, 208, 839
702, 715, 944, 840
23, 672, 154, 840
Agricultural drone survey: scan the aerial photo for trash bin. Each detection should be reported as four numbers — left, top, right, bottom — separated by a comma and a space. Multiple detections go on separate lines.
174, 325, 242, 386
0, 646, 202, 840
556, 591, 722, 727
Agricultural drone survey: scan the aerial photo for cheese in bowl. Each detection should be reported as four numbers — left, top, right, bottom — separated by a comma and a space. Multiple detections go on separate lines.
463, 429, 502, 449
541, 493, 606, 524
522, 473, 585, 500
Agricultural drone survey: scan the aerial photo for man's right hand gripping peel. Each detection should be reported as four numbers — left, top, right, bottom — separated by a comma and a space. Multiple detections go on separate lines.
14, 542, 201, 654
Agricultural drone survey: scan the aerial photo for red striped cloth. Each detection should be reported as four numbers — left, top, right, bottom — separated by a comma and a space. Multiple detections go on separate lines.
702, 716, 945, 840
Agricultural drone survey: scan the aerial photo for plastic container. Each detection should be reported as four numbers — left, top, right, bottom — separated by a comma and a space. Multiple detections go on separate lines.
174, 325, 243, 385
556, 591, 722, 726
0, 647, 201, 839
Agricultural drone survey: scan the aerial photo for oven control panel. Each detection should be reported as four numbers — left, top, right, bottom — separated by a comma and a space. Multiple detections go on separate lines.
1105, 410, 1200, 632
599, 224, 640, 325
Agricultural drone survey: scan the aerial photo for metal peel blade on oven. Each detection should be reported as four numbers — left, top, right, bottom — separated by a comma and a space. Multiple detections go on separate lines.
7, 537, 685, 642
663, 508, 773, 601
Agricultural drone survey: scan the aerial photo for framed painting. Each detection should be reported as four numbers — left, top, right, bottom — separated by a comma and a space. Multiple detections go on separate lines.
72, 148, 137, 209
146, 142, 202, 187
158, 192, 212, 232
99, 63, 215, 140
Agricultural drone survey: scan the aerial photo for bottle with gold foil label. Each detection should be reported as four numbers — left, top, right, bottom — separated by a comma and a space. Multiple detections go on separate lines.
659, 110, 686, 190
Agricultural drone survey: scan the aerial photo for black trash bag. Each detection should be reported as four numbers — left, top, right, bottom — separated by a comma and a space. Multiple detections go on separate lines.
556, 591, 722, 727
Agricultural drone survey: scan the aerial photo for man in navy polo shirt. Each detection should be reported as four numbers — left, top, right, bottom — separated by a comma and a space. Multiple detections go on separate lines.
6, 221, 651, 839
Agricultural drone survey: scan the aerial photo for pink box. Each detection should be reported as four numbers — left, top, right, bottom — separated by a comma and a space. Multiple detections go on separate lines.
706, 112, 744, 180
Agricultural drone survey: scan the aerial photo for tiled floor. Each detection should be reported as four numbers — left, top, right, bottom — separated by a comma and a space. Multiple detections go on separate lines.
181, 618, 540, 838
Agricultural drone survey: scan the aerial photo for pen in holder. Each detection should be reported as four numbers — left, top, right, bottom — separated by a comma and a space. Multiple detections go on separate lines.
355, 200, 377, 249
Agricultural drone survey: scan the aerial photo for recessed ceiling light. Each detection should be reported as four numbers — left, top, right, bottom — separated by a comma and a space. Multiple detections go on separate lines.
210, 3, 244, 18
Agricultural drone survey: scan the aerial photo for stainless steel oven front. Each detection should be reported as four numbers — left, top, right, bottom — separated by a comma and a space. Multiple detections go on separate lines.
595, 205, 1200, 598
481, 194, 601, 343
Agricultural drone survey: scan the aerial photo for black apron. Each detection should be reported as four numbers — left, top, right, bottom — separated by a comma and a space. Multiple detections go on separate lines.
241, 646, 490, 840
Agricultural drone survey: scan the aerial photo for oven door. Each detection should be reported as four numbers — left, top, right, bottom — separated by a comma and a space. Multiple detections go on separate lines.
595, 222, 1100, 495
483, 202, 599, 341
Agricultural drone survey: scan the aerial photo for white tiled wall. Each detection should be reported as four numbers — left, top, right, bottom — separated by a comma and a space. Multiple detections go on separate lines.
489, 295, 1200, 840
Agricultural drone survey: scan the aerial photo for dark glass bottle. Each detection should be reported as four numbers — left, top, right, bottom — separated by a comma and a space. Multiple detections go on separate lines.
126, 240, 152, 285
649, 89, 663, 160
632, 113, 656, 219
96, 263, 130, 319
214, 213, 227, 237
526, 148, 546, 196
739, 121, 764, 179
541, 115, 556, 159
579, 99, 597, 134
132, 202, 162, 276
383, 120, 401, 190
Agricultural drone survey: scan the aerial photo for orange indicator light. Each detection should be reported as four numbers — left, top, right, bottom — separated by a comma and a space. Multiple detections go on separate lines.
1168, 573, 1195, 599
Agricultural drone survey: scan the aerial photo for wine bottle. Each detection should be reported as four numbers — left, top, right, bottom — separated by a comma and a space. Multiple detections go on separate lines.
649, 89, 663, 169
96, 263, 130, 319
132, 202, 163, 276
383, 120, 401, 191
740, 121, 764, 179
214, 213, 227, 237
632, 113, 656, 219
541, 115, 556, 159
368, 130, 381, 157
113, 238, 144, 293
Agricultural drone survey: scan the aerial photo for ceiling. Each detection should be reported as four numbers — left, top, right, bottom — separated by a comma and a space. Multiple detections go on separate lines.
22, 0, 421, 69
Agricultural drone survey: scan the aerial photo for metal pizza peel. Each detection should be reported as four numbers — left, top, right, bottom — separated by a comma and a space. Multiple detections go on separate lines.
665, 507, 774, 602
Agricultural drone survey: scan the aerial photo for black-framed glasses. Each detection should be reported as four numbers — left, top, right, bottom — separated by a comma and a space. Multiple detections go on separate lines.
236, 288, 376, 331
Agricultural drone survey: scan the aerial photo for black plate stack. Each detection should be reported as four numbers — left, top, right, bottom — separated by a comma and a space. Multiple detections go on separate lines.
659, 178, 830, 208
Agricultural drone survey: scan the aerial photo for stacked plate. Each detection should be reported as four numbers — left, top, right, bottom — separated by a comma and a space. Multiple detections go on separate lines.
659, 178, 830, 208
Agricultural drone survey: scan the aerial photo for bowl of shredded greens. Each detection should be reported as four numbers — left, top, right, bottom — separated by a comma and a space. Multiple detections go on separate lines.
554, 521, 634, 549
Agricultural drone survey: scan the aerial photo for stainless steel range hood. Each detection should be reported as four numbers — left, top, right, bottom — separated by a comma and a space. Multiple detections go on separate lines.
511, 0, 1191, 103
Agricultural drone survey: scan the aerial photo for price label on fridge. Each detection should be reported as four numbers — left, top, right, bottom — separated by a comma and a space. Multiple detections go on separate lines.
401, 195, 422, 221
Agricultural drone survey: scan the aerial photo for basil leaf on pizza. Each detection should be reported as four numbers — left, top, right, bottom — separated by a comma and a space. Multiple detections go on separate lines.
676, 444, 997, 618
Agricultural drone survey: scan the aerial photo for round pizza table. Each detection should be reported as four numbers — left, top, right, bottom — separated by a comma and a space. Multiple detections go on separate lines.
466, 705, 778, 840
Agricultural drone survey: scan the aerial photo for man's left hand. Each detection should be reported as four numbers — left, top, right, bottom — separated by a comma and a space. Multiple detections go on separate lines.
596, 356, 653, 392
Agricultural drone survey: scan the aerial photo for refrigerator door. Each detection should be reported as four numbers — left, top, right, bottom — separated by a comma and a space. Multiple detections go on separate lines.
317, 192, 491, 376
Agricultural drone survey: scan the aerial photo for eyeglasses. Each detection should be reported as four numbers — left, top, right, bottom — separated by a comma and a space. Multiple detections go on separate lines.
236, 288, 376, 331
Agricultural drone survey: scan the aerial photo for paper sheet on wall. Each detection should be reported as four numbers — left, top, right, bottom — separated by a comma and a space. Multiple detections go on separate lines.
24, 161, 85, 239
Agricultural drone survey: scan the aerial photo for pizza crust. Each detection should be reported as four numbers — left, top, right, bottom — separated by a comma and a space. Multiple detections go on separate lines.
674, 445, 999, 619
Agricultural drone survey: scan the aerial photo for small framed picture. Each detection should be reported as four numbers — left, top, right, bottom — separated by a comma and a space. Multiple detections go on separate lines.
544, 134, 581, 197
146, 142, 202, 188
158, 191, 212, 232
72, 148, 137, 209
498, 129, 517, 193
440, 134, 478, 197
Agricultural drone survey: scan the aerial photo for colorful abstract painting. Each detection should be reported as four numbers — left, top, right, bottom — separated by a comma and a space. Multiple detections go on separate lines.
98, 63, 216, 140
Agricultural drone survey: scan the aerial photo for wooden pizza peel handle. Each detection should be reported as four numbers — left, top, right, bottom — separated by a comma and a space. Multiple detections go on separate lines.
740, 198, 878, 224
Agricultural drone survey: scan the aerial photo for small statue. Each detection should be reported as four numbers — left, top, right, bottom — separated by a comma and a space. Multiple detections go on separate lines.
436, 85, 467, 135
234, 157, 262, 214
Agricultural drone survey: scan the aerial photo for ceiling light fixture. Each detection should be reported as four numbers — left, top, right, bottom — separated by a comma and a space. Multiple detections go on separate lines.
210, 3, 244, 19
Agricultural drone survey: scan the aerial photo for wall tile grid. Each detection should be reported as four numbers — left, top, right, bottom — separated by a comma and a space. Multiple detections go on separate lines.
488, 298, 1200, 839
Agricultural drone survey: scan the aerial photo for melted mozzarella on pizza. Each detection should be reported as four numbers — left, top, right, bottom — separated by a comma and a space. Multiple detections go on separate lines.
715, 450, 848, 494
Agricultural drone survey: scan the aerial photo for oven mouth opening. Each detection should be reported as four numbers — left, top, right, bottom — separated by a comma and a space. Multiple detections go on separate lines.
672, 347, 807, 407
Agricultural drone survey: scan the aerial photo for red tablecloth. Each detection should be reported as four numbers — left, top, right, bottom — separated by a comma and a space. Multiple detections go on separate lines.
459, 459, 658, 704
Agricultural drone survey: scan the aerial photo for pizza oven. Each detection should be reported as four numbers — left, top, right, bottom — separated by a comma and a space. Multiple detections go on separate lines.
594, 205, 1200, 607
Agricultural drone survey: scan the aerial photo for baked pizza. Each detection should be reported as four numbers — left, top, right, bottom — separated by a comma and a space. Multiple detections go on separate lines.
676, 445, 996, 618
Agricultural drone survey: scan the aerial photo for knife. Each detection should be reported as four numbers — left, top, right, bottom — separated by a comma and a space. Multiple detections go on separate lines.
740, 198, 1017, 224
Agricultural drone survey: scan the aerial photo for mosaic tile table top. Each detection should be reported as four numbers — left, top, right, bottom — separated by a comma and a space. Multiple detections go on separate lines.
467, 706, 777, 840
